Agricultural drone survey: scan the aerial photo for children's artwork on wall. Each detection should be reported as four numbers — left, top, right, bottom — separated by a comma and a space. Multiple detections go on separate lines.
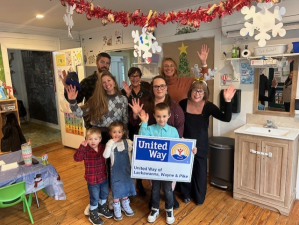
0, 45, 7, 98
64, 113, 84, 136
103, 35, 112, 47
72, 50, 82, 66
240, 62, 254, 84
88, 54, 96, 65
56, 54, 66, 66
65, 51, 72, 66
220, 74, 232, 86
115, 31, 122, 44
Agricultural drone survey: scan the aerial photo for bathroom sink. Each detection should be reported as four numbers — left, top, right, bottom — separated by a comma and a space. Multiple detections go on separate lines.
244, 126, 289, 136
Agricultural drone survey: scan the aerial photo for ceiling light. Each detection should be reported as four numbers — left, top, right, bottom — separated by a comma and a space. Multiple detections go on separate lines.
36, 15, 44, 19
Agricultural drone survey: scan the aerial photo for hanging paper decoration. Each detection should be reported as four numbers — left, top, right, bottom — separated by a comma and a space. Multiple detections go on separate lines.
240, 2, 286, 47
132, 26, 162, 64
63, 3, 76, 38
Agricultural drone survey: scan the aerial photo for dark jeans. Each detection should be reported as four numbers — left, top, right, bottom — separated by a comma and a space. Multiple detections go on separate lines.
151, 180, 173, 210
87, 178, 109, 207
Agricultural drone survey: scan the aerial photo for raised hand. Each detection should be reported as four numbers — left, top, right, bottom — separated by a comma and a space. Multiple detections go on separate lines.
192, 147, 197, 155
196, 44, 209, 65
59, 70, 69, 89
66, 85, 78, 100
122, 81, 132, 97
138, 109, 149, 123
81, 140, 88, 147
223, 86, 236, 102
128, 98, 144, 117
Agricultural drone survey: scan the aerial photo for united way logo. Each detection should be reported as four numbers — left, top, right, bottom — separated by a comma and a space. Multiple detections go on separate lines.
171, 144, 190, 161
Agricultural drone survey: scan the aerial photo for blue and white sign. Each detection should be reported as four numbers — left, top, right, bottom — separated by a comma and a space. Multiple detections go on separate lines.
131, 135, 196, 182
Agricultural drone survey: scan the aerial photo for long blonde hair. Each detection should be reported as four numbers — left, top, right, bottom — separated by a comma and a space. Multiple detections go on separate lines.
159, 57, 179, 77
84, 71, 121, 123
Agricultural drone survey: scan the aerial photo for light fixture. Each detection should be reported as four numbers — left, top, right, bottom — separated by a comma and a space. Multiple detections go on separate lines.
36, 14, 44, 19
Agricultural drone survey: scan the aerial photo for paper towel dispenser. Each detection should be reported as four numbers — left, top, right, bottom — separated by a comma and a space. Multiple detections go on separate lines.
220, 89, 241, 113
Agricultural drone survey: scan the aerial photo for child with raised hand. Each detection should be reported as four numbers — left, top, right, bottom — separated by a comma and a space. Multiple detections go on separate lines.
103, 121, 136, 221
74, 127, 113, 225
138, 102, 178, 225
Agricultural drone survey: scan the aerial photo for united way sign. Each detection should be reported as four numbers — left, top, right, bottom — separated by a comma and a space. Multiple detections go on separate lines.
131, 135, 196, 182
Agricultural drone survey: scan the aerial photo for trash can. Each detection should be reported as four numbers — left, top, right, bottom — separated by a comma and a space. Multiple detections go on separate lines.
208, 136, 235, 191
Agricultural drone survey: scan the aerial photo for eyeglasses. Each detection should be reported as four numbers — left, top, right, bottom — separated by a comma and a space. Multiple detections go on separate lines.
192, 89, 205, 94
153, 84, 167, 90
129, 75, 140, 79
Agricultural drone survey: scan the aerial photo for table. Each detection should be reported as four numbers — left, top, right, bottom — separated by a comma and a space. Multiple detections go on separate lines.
0, 151, 66, 205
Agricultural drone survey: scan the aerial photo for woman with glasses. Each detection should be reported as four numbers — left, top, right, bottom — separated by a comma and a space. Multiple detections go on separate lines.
160, 44, 209, 103
282, 70, 293, 112
178, 81, 236, 205
129, 75, 184, 209
122, 67, 150, 196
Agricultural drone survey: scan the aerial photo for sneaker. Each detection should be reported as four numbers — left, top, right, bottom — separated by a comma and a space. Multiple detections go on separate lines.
147, 207, 159, 223
89, 208, 104, 225
121, 198, 134, 216
113, 202, 123, 221
166, 208, 175, 225
84, 204, 90, 216
98, 202, 113, 218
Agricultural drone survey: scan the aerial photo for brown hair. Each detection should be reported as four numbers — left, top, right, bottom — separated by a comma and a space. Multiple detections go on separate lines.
86, 127, 102, 139
108, 121, 128, 139
144, 75, 172, 112
160, 57, 179, 78
187, 81, 209, 102
154, 102, 170, 114
96, 52, 111, 64
84, 71, 121, 123
128, 67, 142, 77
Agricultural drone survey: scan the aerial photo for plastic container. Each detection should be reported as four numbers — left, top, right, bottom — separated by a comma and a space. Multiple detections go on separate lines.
1, 103, 15, 111
292, 42, 299, 53
254, 44, 287, 56
21, 143, 32, 166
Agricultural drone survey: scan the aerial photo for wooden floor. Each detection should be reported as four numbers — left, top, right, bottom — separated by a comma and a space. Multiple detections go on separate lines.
1, 142, 299, 225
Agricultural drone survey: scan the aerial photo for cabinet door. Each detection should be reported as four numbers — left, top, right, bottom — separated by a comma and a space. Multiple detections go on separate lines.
260, 140, 288, 202
236, 135, 260, 195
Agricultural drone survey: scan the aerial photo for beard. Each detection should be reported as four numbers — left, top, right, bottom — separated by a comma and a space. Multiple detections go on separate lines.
98, 67, 108, 73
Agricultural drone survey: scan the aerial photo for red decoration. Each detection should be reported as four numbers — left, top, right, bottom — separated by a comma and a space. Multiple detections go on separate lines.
60, 0, 273, 29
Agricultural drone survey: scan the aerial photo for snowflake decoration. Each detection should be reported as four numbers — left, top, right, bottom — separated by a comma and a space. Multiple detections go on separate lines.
240, 2, 286, 47
132, 27, 161, 64
63, 3, 76, 39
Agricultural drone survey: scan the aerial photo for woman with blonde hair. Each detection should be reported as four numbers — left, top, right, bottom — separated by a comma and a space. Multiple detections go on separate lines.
67, 70, 128, 144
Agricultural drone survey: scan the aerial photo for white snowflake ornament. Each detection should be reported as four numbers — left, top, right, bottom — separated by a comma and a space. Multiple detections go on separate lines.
63, 3, 76, 39
240, 2, 286, 47
132, 26, 161, 64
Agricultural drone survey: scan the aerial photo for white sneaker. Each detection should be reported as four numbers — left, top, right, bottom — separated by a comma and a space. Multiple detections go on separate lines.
148, 207, 159, 223
121, 198, 134, 216
166, 208, 175, 224
113, 202, 123, 221
84, 204, 90, 216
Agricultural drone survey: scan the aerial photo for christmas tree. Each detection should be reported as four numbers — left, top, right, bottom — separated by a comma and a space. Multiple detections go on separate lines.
178, 43, 191, 77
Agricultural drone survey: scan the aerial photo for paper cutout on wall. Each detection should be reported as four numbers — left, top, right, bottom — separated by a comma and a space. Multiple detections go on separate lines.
65, 51, 72, 66
56, 54, 66, 66
64, 113, 84, 136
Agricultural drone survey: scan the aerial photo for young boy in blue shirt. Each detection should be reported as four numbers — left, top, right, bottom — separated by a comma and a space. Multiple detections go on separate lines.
138, 102, 178, 225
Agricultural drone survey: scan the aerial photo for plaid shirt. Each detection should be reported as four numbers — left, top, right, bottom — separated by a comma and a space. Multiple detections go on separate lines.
74, 143, 107, 185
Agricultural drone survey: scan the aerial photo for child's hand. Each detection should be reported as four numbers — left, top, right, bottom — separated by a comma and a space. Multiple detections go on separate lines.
81, 140, 88, 147
66, 85, 78, 100
28, 139, 31, 145
192, 147, 197, 155
138, 109, 149, 123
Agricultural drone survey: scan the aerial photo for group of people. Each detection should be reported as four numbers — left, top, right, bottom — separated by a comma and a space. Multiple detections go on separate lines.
60, 45, 236, 225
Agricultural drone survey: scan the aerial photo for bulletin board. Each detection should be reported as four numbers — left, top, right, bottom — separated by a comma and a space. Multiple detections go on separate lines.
162, 38, 214, 77
21, 51, 58, 124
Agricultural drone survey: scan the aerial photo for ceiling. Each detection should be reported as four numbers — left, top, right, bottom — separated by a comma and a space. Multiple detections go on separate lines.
0, 0, 214, 32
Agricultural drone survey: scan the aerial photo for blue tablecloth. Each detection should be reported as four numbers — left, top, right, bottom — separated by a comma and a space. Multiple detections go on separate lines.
0, 150, 66, 200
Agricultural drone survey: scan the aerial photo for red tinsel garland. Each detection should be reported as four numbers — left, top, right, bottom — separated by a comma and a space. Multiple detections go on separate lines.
60, 0, 274, 28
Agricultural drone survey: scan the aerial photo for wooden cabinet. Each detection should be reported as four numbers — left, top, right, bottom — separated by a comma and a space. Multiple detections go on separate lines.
0, 97, 20, 151
234, 133, 298, 216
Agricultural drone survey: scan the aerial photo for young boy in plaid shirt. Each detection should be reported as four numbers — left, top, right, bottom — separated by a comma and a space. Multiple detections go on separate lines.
74, 127, 113, 225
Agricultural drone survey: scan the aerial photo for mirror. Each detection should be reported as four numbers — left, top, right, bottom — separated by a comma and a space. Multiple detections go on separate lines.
253, 56, 298, 117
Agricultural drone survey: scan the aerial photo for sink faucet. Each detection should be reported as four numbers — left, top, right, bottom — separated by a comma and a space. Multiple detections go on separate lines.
263, 120, 277, 129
